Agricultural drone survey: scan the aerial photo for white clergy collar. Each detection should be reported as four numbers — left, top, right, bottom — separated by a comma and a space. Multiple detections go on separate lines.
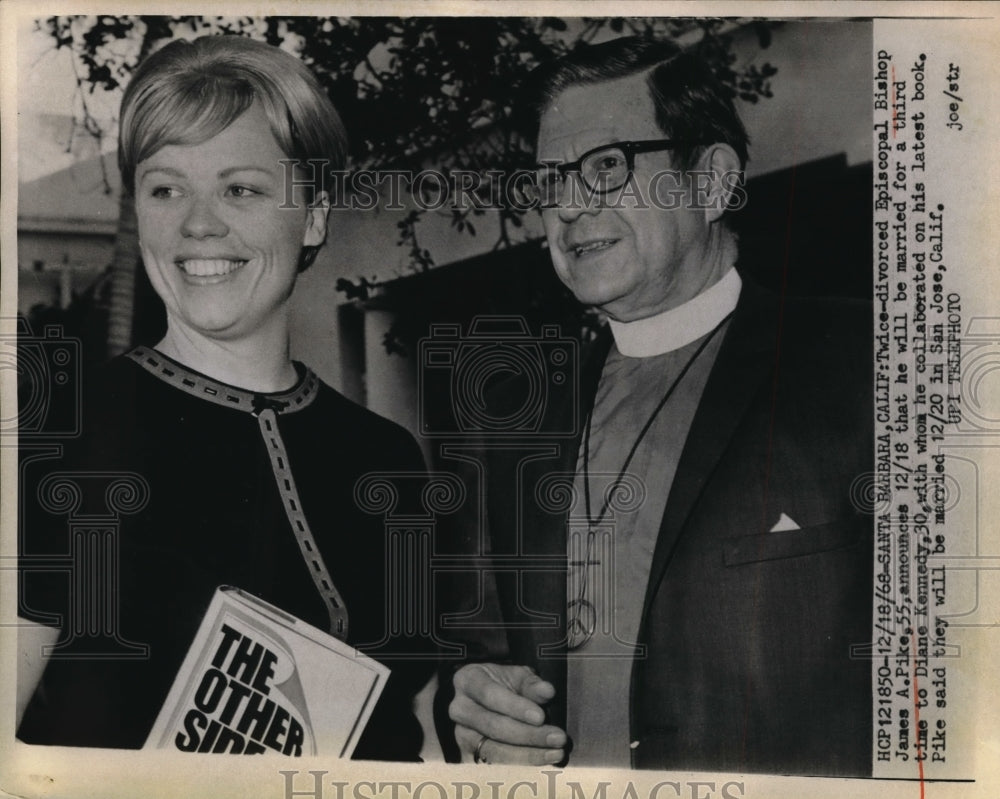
608, 267, 742, 358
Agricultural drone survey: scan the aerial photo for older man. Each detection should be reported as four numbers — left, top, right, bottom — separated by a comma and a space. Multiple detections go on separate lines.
443, 36, 873, 775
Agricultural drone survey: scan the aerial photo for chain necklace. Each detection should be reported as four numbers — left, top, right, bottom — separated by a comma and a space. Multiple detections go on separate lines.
567, 313, 733, 650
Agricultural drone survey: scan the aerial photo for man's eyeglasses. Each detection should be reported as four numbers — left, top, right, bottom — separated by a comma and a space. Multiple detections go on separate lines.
516, 139, 703, 208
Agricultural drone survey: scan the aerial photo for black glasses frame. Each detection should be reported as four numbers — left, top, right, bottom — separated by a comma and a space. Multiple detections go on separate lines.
532, 138, 705, 200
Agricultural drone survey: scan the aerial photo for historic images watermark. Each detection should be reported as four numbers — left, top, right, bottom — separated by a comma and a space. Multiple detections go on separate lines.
278, 161, 747, 214
280, 771, 746, 799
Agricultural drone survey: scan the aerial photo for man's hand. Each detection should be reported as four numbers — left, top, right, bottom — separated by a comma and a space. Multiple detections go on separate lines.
449, 663, 567, 765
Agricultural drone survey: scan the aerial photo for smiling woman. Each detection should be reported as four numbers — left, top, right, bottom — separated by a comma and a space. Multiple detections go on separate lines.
17, 35, 433, 761
133, 102, 327, 381
117, 33, 344, 389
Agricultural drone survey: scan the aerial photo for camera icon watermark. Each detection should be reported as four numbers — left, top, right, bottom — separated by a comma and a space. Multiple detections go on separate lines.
0, 318, 81, 440
417, 315, 578, 439
955, 316, 1000, 435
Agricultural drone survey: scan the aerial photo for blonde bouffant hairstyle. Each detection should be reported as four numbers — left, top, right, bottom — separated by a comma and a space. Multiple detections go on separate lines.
119, 35, 347, 270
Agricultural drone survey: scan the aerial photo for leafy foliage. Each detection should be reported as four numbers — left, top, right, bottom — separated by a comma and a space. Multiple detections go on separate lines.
41, 15, 777, 264
38, 15, 778, 354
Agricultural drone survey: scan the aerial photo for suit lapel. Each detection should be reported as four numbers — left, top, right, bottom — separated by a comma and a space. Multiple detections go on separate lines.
640, 282, 781, 620
512, 329, 612, 719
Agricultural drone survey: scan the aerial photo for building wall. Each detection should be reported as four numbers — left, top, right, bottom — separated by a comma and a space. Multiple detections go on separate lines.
736, 20, 871, 179
16, 232, 112, 314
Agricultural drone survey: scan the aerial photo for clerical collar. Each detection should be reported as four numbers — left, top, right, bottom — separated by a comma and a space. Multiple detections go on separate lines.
608, 267, 742, 358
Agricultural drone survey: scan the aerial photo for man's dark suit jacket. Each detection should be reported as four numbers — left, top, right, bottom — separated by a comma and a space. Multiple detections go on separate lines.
439, 279, 874, 776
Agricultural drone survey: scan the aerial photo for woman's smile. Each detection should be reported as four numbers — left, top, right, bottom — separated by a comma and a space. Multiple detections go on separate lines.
175, 257, 248, 278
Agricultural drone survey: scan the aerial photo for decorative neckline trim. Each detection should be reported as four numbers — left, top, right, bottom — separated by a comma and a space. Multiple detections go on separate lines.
127, 346, 319, 415
608, 267, 742, 358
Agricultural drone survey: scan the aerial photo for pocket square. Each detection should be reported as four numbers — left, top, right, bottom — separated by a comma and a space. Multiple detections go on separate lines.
769, 513, 801, 532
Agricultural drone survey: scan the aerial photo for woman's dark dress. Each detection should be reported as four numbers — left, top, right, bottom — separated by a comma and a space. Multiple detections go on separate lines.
18, 347, 432, 760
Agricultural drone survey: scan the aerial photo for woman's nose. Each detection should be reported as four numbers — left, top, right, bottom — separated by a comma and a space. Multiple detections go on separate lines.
180, 197, 230, 239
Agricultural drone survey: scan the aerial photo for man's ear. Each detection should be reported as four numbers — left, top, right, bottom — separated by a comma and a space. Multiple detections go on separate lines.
302, 190, 331, 248
697, 144, 743, 224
